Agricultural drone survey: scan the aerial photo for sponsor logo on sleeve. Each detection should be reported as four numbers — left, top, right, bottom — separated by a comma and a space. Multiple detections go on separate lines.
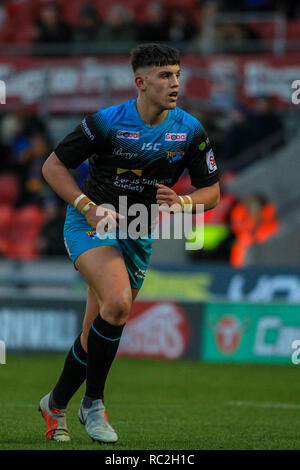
117, 130, 140, 140
165, 133, 187, 141
81, 118, 95, 141
206, 149, 217, 173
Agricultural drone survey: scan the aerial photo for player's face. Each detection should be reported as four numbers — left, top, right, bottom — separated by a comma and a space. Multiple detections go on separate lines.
141, 64, 181, 110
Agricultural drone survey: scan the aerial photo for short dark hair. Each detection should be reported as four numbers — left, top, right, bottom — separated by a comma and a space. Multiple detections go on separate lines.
130, 43, 180, 73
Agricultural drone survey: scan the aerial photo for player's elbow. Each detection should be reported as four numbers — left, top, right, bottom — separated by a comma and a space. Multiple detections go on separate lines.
212, 191, 221, 209
208, 183, 220, 210
42, 152, 63, 182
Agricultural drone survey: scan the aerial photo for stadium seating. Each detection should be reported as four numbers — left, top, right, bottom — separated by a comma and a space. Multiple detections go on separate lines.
0, 0, 298, 47
0, 204, 15, 257
3, 205, 45, 260
0, 174, 19, 205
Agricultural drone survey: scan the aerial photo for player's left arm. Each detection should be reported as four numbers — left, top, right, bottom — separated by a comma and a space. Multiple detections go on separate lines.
185, 181, 220, 210
156, 123, 220, 212
155, 181, 220, 211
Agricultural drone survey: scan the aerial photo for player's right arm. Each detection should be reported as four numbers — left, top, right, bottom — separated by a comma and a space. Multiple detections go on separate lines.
43, 154, 114, 229
42, 116, 120, 229
42, 152, 84, 207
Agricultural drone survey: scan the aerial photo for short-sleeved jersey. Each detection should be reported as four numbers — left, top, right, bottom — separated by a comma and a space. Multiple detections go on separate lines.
54, 99, 219, 231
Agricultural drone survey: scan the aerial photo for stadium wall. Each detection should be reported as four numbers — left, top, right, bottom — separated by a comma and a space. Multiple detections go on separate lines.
0, 296, 299, 365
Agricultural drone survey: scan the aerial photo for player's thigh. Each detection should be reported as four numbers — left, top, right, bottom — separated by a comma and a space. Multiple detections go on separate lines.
81, 286, 140, 351
75, 245, 133, 325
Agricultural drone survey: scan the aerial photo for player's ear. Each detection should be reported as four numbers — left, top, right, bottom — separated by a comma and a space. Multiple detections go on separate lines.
135, 74, 146, 92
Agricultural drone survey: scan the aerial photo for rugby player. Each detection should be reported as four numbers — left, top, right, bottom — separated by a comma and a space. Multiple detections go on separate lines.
39, 43, 220, 443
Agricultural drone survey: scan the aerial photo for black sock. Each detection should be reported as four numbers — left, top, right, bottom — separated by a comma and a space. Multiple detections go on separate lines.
84, 315, 124, 404
51, 334, 87, 408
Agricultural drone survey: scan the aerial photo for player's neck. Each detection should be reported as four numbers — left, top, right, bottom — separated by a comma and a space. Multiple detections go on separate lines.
136, 96, 168, 127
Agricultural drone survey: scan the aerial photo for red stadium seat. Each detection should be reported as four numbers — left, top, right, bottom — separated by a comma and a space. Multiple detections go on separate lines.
286, 20, 300, 40
6, 205, 45, 259
249, 22, 275, 40
0, 204, 15, 257
0, 174, 20, 205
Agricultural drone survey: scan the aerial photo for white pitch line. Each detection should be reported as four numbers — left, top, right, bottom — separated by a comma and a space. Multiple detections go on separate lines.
226, 400, 300, 410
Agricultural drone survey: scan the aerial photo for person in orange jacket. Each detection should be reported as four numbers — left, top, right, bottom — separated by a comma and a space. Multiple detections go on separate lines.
229, 193, 279, 268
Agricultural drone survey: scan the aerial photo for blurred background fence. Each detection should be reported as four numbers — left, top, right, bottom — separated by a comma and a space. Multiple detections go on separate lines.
0, 0, 299, 363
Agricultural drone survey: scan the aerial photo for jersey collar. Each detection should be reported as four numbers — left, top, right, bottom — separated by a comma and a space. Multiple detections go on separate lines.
132, 99, 172, 130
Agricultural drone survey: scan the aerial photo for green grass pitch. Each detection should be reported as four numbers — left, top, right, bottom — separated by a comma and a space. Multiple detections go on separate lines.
1, 353, 300, 450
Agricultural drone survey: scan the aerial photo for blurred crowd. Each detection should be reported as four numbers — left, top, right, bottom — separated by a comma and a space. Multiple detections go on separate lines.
0, 0, 299, 53
0, 110, 66, 259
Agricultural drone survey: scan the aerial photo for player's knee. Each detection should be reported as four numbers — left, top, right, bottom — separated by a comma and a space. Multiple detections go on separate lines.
101, 295, 132, 325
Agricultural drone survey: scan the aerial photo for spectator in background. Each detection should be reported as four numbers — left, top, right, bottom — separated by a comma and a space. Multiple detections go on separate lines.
219, 0, 276, 12
0, 111, 51, 206
33, 3, 72, 53
219, 97, 285, 170
138, 2, 168, 43
246, 96, 285, 147
0, 111, 25, 147
229, 193, 279, 268
13, 131, 51, 205
219, 103, 251, 166
215, 22, 262, 53
96, 3, 137, 47
74, 3, 101, 44
242, 0, 276, 12
276, 0, 300, 18
37, 199, 66, 256
166, 7, 197, 47
0, 138, 11, 173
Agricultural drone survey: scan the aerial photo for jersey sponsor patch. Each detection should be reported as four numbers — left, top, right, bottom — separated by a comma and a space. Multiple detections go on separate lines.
117, 168, 143, 177
166, 150, 185, 163
117, 130, 140, 140
86, 230, 97, 239
112, 147, 138, 159
165, 133, 187, 141
206, 149, 217, 173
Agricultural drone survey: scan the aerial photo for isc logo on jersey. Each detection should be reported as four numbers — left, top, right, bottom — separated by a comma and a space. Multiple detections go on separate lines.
117, 130, 140, 140
165, 133, 187, 141
206, 149, 217, 173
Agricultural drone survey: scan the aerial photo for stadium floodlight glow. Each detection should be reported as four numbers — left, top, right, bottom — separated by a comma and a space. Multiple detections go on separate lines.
0, 340, 6, 364
0, 80, 6, 104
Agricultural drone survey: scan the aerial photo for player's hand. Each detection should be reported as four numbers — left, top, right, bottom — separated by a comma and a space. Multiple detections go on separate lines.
84, 204, 124, 234
155, 184, 181, 212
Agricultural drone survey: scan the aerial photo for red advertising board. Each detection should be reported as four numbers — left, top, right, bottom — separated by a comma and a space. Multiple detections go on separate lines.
118, 301, 190, 360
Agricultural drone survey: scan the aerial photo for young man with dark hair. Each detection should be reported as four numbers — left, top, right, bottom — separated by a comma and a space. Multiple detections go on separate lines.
39, 43, 220, 444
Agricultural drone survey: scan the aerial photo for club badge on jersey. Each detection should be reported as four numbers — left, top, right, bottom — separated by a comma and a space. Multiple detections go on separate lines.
206, 149, 217, 174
